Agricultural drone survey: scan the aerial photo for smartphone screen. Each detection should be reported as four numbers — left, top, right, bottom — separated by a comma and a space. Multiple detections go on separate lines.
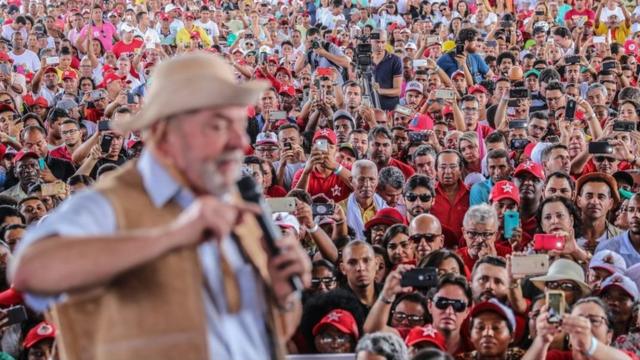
565, 99, 577, 121
503, 210, 520, 239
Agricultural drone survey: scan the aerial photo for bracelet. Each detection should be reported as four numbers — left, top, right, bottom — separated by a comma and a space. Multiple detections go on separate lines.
334, 164, 343, 175
379, 294, 395, 304
586, 335, 598, 356
307, 223, 319, 233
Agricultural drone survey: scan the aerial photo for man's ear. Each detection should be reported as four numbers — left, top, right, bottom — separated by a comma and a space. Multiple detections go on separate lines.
339, 261, 346, 276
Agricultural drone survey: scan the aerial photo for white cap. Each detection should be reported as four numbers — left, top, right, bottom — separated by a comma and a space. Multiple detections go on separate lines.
272, 212, 300, 234
590, 250, 627, 274
164, 4, 178, 12
121, 23, 136, 33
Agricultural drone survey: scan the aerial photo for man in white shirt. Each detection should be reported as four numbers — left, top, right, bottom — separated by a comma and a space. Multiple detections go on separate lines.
1, 15, 28, 42
135, 11, 161, 46
195, 6, 219, 42
9, 32, 40, 73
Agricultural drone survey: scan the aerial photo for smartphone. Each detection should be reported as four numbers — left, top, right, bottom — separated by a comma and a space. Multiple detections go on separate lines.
511, 254, 549, 276
90, 90, 104, 101
283, 142, 292, 151
269, 111, 287, 121
413, 59, 428, 68
508, 120, 528, 129
602, 61, 616, 71
101, 133, 114, 154
486, 40, 497, 47
510, 138, 530, 150
509, 88, 529, 99
588, 141, 614, 154
126, 92, 136, 105
46, 56, 60, 65
266, 197, 296, 213
41, 182, 66, 197
503, 210, 520, 239
5, 305, 27, 326
427, 36, 439, 46
455, 43, 464, 55
613, 121, 637, 132
546, 290, 566, 323
38, 158, 46, 170
593, 36, 606, 44
565, 55, 580, 65
315, 138, 328, 152
245, 33, 254, 39
0, 63, 10, 74
370, 32, 381, 40
434, 89, 455, 100
311, 202, 334, 217
400, 267, 438, 288
501, 21, 512, 28
395, 105, 413, 117
408, 132, 426, 142
98, 120, 110, 131
533, 234, 566, 251
565, 99, 577, 121
259, 52, 268, 64
316, 67, 332, 77
535, 10, 545, 16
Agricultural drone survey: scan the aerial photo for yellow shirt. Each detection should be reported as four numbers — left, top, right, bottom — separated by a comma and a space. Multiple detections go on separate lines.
339, 198, 378, 225
176, 25, 212, 48
595, 21, 631, 45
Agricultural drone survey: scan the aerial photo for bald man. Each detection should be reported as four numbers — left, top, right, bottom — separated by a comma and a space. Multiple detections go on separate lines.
409, 214, 444, 261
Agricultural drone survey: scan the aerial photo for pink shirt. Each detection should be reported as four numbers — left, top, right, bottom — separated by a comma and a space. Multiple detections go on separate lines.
79, 22, 117, 51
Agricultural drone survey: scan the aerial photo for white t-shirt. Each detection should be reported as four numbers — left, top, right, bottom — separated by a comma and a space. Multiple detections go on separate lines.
195, 20, 219, 38
1, 25, 27, 42
600, 6, 624, 22
9, 50, 40, 73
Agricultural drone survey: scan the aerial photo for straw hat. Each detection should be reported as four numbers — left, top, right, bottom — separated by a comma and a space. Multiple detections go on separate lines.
114, 52, 269, 132
530, 258, 592, 296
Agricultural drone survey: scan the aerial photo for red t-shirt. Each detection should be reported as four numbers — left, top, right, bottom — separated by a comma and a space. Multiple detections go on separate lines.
457, 244, 513, 270
407, 114, 434, 131
84, 108, 104, 122
388, 158, 415, 179
546, 350, 639, 360
265, 185, 287, 198
49, 145, 72, 162
431, 181, 470, 240
112, 38, 144, 59
563, 9, 595, 25
291, 168, 351, 202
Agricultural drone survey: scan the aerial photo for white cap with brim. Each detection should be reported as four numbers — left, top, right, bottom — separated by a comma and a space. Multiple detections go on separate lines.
530, 258, 592, 296
113, 52, 269, 132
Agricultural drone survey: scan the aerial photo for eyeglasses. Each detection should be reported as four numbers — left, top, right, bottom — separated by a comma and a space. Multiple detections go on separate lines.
579, 315, 608, 328
61, 129, 78, 136
391, 311, 425, 326
409, 233, 440, 244
546, 281, 579, 291
317, 332, 351, 345
594, 156, 616, 163
311, 276, 336, 288
464, 230, 496, 240
405, 193, 432, 202
434, 297, 468, 312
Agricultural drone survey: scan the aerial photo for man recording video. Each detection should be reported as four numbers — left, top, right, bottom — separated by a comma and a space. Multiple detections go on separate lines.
294, 27, 350, 84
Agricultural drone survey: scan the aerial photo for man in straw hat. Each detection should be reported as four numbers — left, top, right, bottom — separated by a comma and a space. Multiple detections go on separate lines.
9, 52, 312, 360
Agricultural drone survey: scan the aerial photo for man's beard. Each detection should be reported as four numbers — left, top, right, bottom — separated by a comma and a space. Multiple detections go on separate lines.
201, 151, 243, 197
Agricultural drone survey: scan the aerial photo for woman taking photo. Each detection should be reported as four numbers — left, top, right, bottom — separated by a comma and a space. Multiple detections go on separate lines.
536, 196, 591, 263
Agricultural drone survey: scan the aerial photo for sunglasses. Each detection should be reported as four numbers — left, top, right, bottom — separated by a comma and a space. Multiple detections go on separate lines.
546, 281, 579, 291
409, 233, 440, 244
434, 297, 467, 312
594, 156, 616, 163
405, 193, 432, 202
311, 276, 336, 288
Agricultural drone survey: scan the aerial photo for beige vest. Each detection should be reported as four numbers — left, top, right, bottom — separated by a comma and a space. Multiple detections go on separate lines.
48, 161, 286, 360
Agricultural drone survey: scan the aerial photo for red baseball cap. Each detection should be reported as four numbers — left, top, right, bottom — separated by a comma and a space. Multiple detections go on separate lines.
489, 180, 520, 205
312, 309, 359, 338
13, 151, 39, 164
23, 322, 56, 349
0, 52, 13, 63
469, 299, 516, 333
278, 85, 295, 97
276, 66, 292, 78
0, 104, 15, 113
99, 72, 126, 88
312, 128, 337, 145
404, 325, 446, 351
62, 70, 77, 81
469, 84, 488, 95
513, 160, 545, 181
451, 70, 465, 79
364, 208, 406, 231
43, 67, 58, 75
0, 287, 23, 307
184, 12, 196, 20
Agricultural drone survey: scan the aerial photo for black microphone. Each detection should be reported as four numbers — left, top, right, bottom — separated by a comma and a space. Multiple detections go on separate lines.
236, 176, 304, 294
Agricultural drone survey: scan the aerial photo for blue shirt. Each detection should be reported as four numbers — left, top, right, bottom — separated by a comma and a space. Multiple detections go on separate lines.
595, 231, 640, 268
470, 178, 493, 206
16, 150, 271, 360
436, 51, 490, 84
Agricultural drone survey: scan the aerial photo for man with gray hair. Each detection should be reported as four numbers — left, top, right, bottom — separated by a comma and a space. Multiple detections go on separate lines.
456, 204, 512, 269
341, 159, 387, 240
376, 166, 405, 214
355, 332, 408, 360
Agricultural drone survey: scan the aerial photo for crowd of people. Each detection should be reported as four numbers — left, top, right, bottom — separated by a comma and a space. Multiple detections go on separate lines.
0, 0, 639, 359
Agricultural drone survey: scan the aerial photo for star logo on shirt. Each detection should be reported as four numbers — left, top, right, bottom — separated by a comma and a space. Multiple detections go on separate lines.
523, 161, 534, 169
331, 185, 342, 197
327, 311, 342, 322
421, 325, 437, 337
501, 183, 514, 193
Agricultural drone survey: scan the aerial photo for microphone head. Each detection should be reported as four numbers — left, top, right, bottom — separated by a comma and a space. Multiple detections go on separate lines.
237, 176, 261, 203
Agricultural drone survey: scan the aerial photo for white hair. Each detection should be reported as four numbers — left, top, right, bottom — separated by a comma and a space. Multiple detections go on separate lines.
352, 159, 378, 178
463, 204, 498, 228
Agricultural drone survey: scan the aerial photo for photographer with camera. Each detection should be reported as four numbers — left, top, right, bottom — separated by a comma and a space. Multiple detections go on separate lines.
370, 30, 403, 111
436, 29, 493, 85
294, 27, 350, 84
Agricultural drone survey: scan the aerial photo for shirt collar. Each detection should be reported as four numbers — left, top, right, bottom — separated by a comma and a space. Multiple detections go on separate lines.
137, 149, 183, 208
